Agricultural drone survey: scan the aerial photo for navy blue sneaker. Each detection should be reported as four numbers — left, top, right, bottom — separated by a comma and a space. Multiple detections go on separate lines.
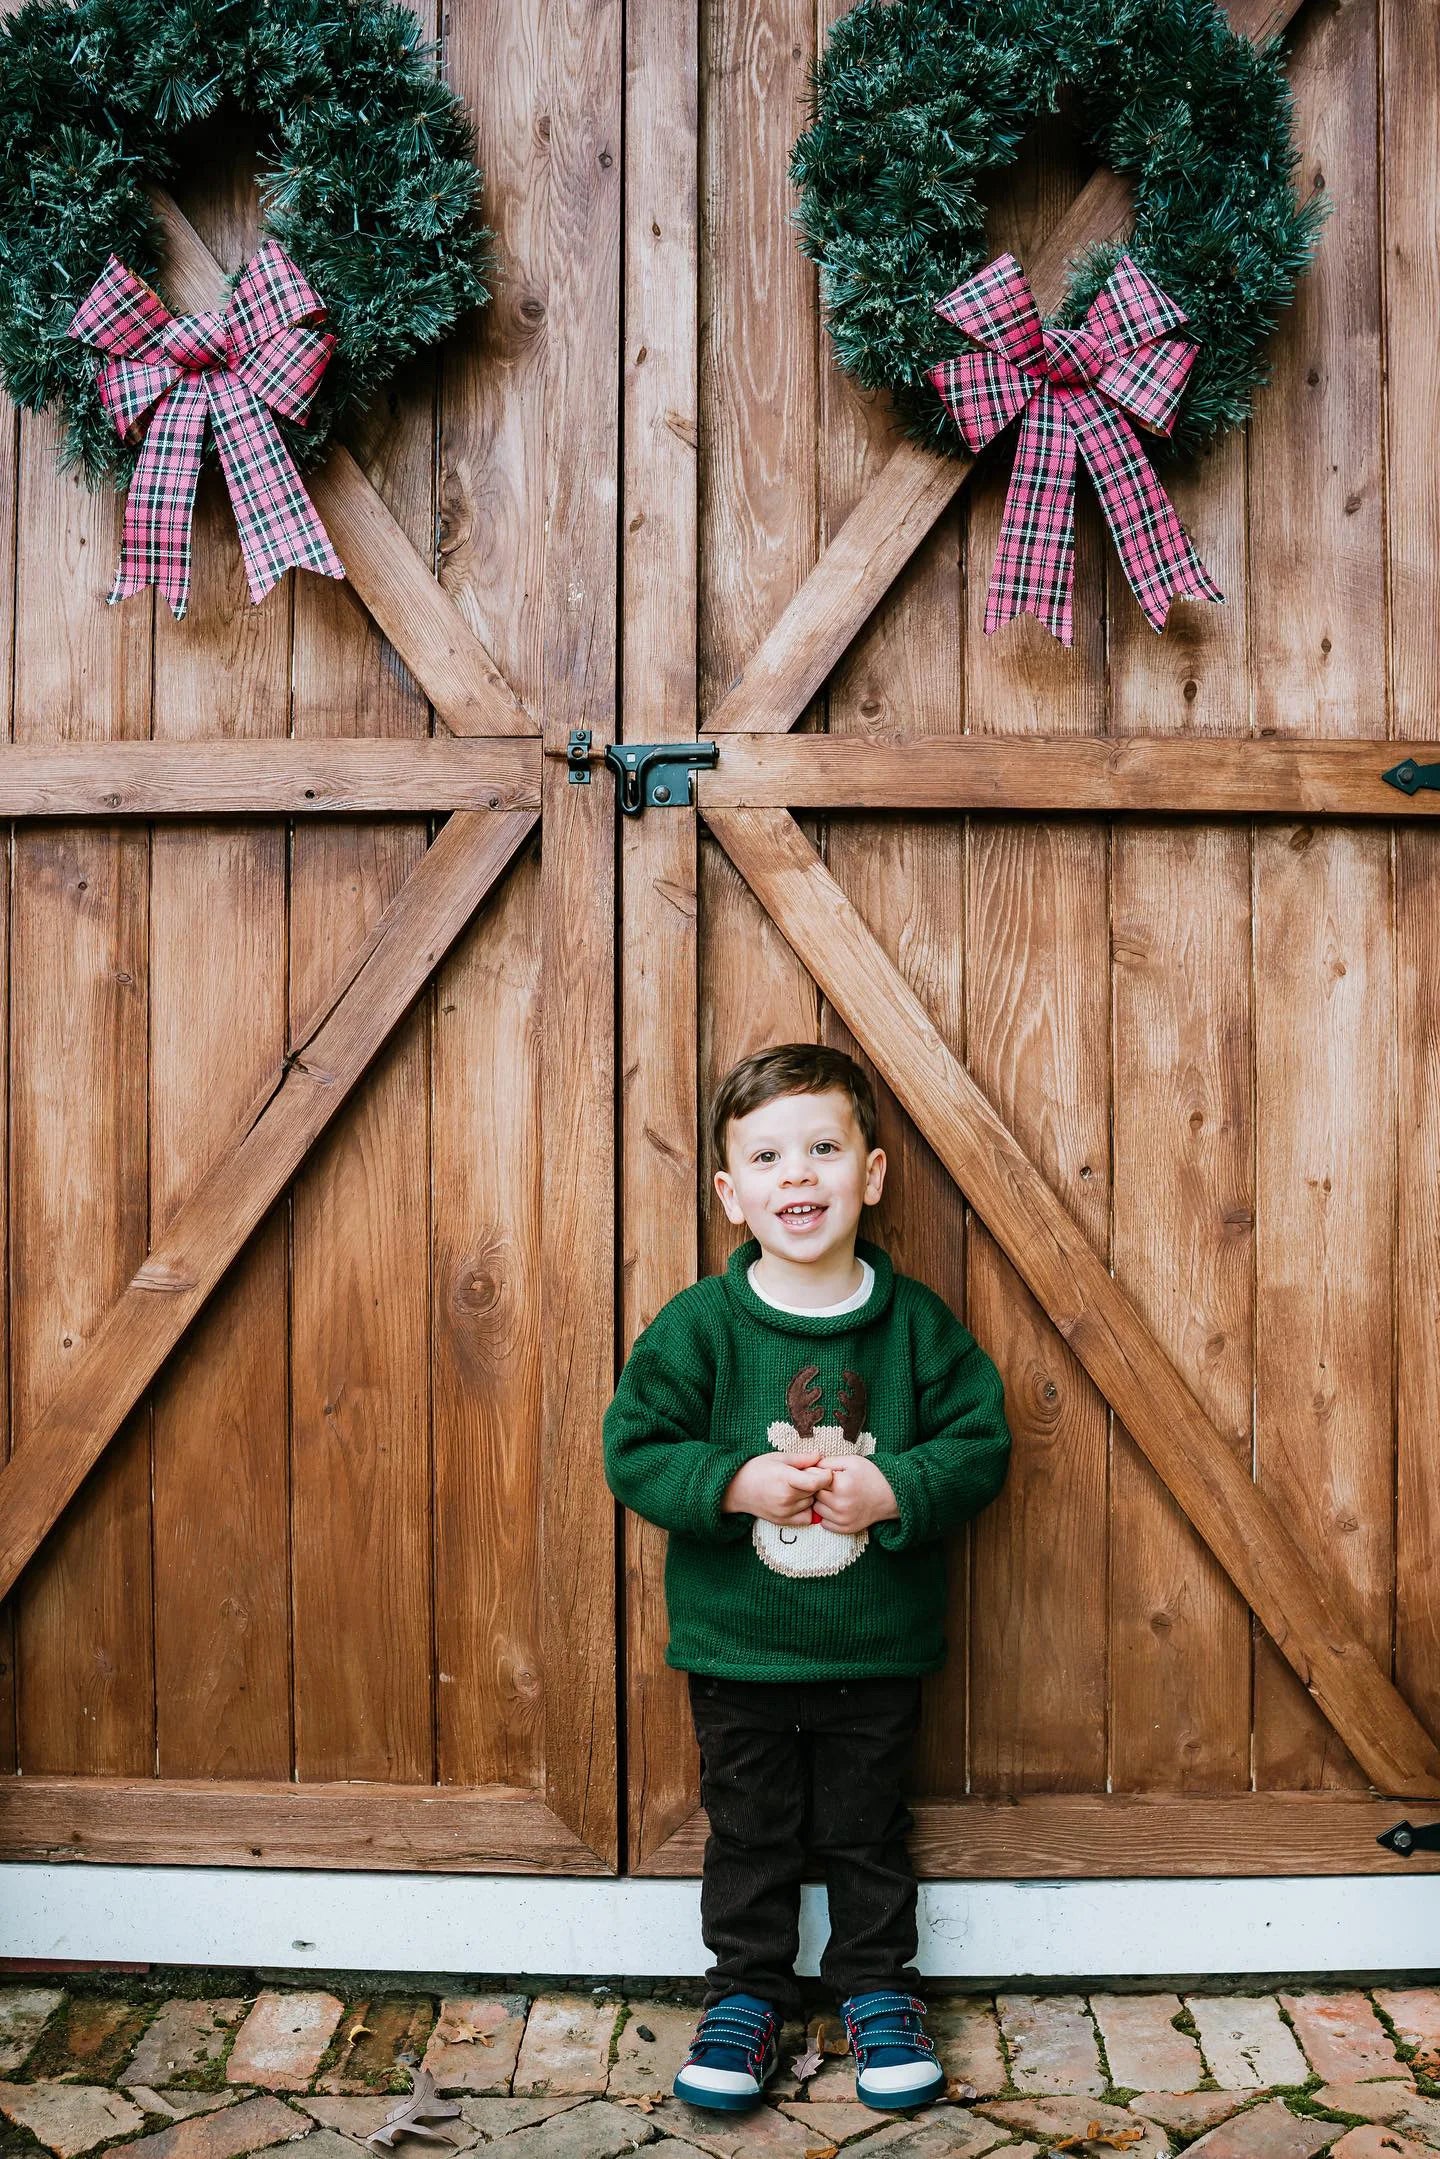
672, 1993, 781, 2112
841, 1989, 946, 2111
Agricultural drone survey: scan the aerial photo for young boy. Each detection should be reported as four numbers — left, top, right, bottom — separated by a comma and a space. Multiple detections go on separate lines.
602, 1042, 1012, 2117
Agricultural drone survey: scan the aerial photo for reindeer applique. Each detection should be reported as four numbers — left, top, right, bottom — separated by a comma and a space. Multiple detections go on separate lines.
753, 1363, 878, 1580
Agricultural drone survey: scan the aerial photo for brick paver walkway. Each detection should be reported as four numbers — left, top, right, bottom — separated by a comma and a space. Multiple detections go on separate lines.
0, 1978, 1436, 2159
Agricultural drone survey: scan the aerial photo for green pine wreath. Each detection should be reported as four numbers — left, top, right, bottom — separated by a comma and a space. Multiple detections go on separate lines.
791, 0, 1325, 461
0, 0, 491, 487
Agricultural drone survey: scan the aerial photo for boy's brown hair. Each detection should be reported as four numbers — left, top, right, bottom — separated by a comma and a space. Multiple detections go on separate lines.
709, 1042, 878, 1174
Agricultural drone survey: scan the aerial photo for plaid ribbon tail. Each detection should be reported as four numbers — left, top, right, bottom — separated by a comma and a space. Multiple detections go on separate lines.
110, 375, 209, 619
985, 387, 1079, 646
206, 375, 345, 605
1069, 394, 1223, 633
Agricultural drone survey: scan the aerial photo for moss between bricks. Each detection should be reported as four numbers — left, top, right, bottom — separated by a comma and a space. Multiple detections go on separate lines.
1370, 1991, 1440, 2103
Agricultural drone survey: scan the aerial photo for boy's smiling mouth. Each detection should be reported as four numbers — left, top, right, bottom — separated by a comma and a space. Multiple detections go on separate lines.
776, 1202, 827, 1229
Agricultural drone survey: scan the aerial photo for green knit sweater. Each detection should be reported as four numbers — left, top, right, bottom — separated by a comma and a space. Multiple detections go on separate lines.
602, 1235, 1012, 1681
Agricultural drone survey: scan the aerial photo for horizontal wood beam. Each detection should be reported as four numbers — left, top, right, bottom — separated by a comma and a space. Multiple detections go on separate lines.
152, 193, 533, 742
705, 803, 1440, 1800
4, 1775, 1423, 1879
0, 1777, 608, 1874
0, 739, 539, 816
0, 808, 538, 1605
699, 735, 1440, 816
703, 0, 1306, 741
638, 1791, 1438, 1880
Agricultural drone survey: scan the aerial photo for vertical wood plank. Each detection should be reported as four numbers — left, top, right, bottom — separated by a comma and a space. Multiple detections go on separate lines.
11, 421, 152, 1775
697, 0, 822, 1266
1107, 431, 1254, 1793
431, 0, 547, 1796
698, 0, 818, 718
620, 0, 702, 1861
1249, 0, 1391, 1790
537, 0, 623, 1860
0, 393, 12, 1773
815, 0, 968, 1797
148, 135, 292, 1779
694, 0, 825, 1321
288, 0, 437, 1780
1384, 0, 1440, 1743
964, 123, 1110, 1797
1396, 829, 1440, 1742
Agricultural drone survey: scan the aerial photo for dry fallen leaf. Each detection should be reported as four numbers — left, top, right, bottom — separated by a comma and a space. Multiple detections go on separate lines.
365, 2066, 462, 2152
1052, 2124, 1144, 2154
807, 2016, 850, 2058
947, 2079, 979, 2104
791, 2048, 824, 2083
804, 2146, 840, 2159
346, 2023, 373, 2045
616, 2093, 665, 2114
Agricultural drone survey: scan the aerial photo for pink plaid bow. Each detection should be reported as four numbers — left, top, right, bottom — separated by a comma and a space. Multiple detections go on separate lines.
929, 251, 1222, 645
67, 241, 346, 620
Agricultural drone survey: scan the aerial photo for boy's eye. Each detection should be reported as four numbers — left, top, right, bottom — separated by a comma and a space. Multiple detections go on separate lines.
754, 1142, 837, 1162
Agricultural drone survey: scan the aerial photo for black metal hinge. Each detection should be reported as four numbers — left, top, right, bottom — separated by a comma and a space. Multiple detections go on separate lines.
1382, 758, 1440, 796
1376, 1818, 1440, 1858
567, 730, 718, 815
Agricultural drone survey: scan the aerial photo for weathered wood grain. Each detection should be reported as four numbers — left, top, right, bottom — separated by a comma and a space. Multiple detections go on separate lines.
0, 317, 13, 1777
697, 735, 1440, 813
535, 0, 624, 1865
1396, 829, 1440, 1749
0, 1777, 607, 1873
0, 810, 538, 1610
1385, 0, 1440, 1756
703, 804, 1440, 1797
11, 407, 153, 1778
0, 732, 1431, 817
0, 739, 538, 814
429, 0, 547, 1798
637, 1790, 1440, 1880
1106, 279, 1253, 1796
813, 0, 972, 1806
150, 191, 529, 740
1109, 823, 1253, 1792
963, 116, 1110, 1801
289, 66, 438, 1779
620, 0, 703, 1865
1250, 0, 1393, 1792
149, 140, 291, 1778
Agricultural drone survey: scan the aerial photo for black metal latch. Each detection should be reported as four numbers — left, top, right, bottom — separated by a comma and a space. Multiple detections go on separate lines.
1376, 1818, 1440, 1858
567, 731, 718, 815
1382, 758, 1440, 796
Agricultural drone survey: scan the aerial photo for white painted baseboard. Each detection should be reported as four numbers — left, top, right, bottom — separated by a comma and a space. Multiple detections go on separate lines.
3, 1868, 1439, 1978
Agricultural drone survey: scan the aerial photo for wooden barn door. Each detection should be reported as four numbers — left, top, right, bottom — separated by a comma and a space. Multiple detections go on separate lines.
0, 0, 623, 1873
621, 0, 1440, 1876
3, 0, 1440, 1893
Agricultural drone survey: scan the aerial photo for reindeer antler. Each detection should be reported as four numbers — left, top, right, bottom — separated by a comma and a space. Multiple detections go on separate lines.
838, 1368, 868, 1451
785, 1363, 823, 1438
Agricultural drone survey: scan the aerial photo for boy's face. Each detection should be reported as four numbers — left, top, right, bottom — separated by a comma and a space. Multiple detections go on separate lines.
713, 1087, 885, 1267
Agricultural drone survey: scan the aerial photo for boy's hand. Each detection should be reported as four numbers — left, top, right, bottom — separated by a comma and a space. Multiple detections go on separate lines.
722, 1449, 833, 1525
812, 1455, 900, 1534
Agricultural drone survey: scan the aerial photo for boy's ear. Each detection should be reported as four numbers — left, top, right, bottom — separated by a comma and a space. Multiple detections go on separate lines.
713, 1167, 746, 1225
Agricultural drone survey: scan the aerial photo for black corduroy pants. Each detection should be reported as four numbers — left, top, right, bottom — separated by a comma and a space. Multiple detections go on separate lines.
687, 1671, 924, 2018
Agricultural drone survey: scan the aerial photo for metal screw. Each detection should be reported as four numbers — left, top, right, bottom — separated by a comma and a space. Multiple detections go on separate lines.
653, 784, 671, 803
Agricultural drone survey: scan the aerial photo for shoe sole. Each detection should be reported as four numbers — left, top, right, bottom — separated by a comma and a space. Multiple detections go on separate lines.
856, 2068, 948, 2112
672, 2063, 777, 2114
